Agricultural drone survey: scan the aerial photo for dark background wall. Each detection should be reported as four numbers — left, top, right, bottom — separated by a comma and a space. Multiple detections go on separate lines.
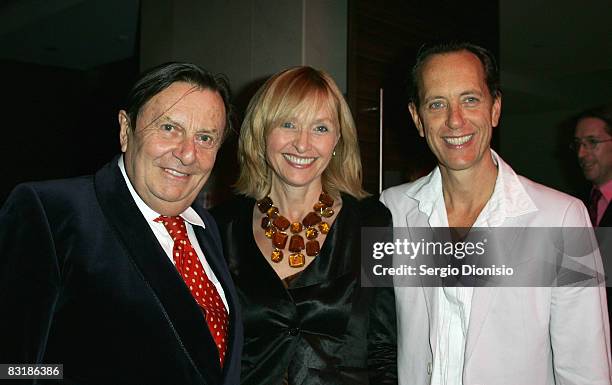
0, 58, 138, 203
0, 0, 140, 204
348, 0, 499, 193
1, 0, 611, 206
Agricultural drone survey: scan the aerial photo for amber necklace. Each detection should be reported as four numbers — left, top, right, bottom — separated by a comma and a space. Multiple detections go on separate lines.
257, 192, 334, 268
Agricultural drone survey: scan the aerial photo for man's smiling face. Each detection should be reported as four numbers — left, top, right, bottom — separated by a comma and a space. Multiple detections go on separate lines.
119, 81, 226, 215
409, 50, 501, 173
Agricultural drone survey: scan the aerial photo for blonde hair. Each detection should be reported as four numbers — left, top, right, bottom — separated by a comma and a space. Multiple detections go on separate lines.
235, 66, 368, 200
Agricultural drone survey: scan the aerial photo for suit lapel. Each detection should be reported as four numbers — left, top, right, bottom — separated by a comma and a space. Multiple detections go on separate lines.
464, 287, 497, 363
404, 218, 441, 357
94, 158, 221, 385
463, 226, 521, 363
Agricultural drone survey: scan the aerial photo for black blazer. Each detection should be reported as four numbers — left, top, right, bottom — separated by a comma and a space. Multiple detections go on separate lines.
584, 189, 612, 345
0, 157, 242, 385
212, 194, 397, 385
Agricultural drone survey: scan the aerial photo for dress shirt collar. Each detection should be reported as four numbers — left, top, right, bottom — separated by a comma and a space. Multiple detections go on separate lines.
117, 155, 205, 228
596, 179, 612, 203
409, 149, 537, 227
409, 166, 447, 226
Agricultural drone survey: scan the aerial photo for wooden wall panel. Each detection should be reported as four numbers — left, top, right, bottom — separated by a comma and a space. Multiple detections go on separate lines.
348, 0, 499, 194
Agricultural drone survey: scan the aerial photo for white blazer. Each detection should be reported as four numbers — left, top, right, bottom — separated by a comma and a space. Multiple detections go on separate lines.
381, 152, 611, 385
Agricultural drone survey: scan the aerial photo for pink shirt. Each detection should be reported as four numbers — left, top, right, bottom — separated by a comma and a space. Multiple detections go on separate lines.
594, 179, 612, 226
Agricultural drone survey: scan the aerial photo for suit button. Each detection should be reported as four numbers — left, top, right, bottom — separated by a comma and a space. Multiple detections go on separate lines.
427, 362, 432, 375
288, 327, 300, 336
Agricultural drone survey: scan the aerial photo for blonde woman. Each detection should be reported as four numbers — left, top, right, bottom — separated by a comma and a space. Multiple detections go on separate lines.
212, 66, 397, 384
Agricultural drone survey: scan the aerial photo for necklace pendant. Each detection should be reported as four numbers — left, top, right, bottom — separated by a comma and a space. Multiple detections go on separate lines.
319, 192, 334, 207
264, 226, 276, 238
260, 192, 331, 268
313, 201, 326, 211
288, 234, 305, 252
267, 206, 279, 219
321, 207, 334, 218
305, 227, 318, 240
306, 240, 320, 256
289, 253, 305, 268
273, 215, 290, 230
290, 222, 303, 233
272, 231, 288, 249
257, 196, 273, 213
318, 222, 330, 234
261, 216, 271, 229
303, 212, 322, 227
271, 248, 283, 263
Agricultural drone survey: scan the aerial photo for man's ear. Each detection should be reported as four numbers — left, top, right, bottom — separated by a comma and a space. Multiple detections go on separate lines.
118, 110, 130, 153
408, 102, 425, 137
491, 94, 502, 128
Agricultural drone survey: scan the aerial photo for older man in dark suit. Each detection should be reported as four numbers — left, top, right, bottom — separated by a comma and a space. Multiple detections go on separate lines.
0, 62, 242, 384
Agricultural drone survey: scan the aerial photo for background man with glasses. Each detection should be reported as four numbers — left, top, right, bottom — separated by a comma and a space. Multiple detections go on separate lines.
572, 104, 612, 347
572, 105, 612, 227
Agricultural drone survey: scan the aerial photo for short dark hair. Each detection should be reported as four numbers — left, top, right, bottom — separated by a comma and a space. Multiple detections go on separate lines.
124, 62, 233, 139
410, 41, 501, 106
575, 105, 612, 136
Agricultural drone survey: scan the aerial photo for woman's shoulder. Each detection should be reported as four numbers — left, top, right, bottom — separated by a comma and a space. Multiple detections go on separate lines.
341, 193, 391, 227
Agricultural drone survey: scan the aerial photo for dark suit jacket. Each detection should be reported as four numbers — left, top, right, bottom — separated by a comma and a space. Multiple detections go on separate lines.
585, 189, 612, 346
0, 157, 242, 385
583, 190, 611, 265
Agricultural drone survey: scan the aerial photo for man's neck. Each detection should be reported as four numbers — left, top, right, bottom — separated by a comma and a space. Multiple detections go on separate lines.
440, 157, 498, 228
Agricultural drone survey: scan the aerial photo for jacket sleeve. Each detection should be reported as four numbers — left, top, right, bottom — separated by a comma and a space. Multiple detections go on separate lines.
550, 198, 612, 384
367, 285, 398, 385
0, 184, 61, 366
366, 199, 398, 384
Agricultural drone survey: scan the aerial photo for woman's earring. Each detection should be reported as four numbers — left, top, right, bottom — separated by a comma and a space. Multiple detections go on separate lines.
332, 150, 336, 157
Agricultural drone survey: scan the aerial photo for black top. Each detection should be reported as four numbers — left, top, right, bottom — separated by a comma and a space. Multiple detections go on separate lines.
212, 193, 397, 385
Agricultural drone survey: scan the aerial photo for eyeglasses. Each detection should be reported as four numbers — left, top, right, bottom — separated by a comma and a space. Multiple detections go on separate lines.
570, 137, 612, 152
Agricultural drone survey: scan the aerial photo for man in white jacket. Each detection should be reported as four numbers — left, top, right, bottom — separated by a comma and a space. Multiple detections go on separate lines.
380, 41, 611, 385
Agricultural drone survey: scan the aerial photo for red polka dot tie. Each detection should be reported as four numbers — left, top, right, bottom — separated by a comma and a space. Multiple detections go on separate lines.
155, 215, 229, 366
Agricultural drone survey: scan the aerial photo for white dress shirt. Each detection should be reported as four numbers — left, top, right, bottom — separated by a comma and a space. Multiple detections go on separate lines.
118, 156, 228, 312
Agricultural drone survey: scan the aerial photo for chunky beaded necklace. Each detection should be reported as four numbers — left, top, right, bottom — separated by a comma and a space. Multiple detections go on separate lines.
257, 192, 334, 268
